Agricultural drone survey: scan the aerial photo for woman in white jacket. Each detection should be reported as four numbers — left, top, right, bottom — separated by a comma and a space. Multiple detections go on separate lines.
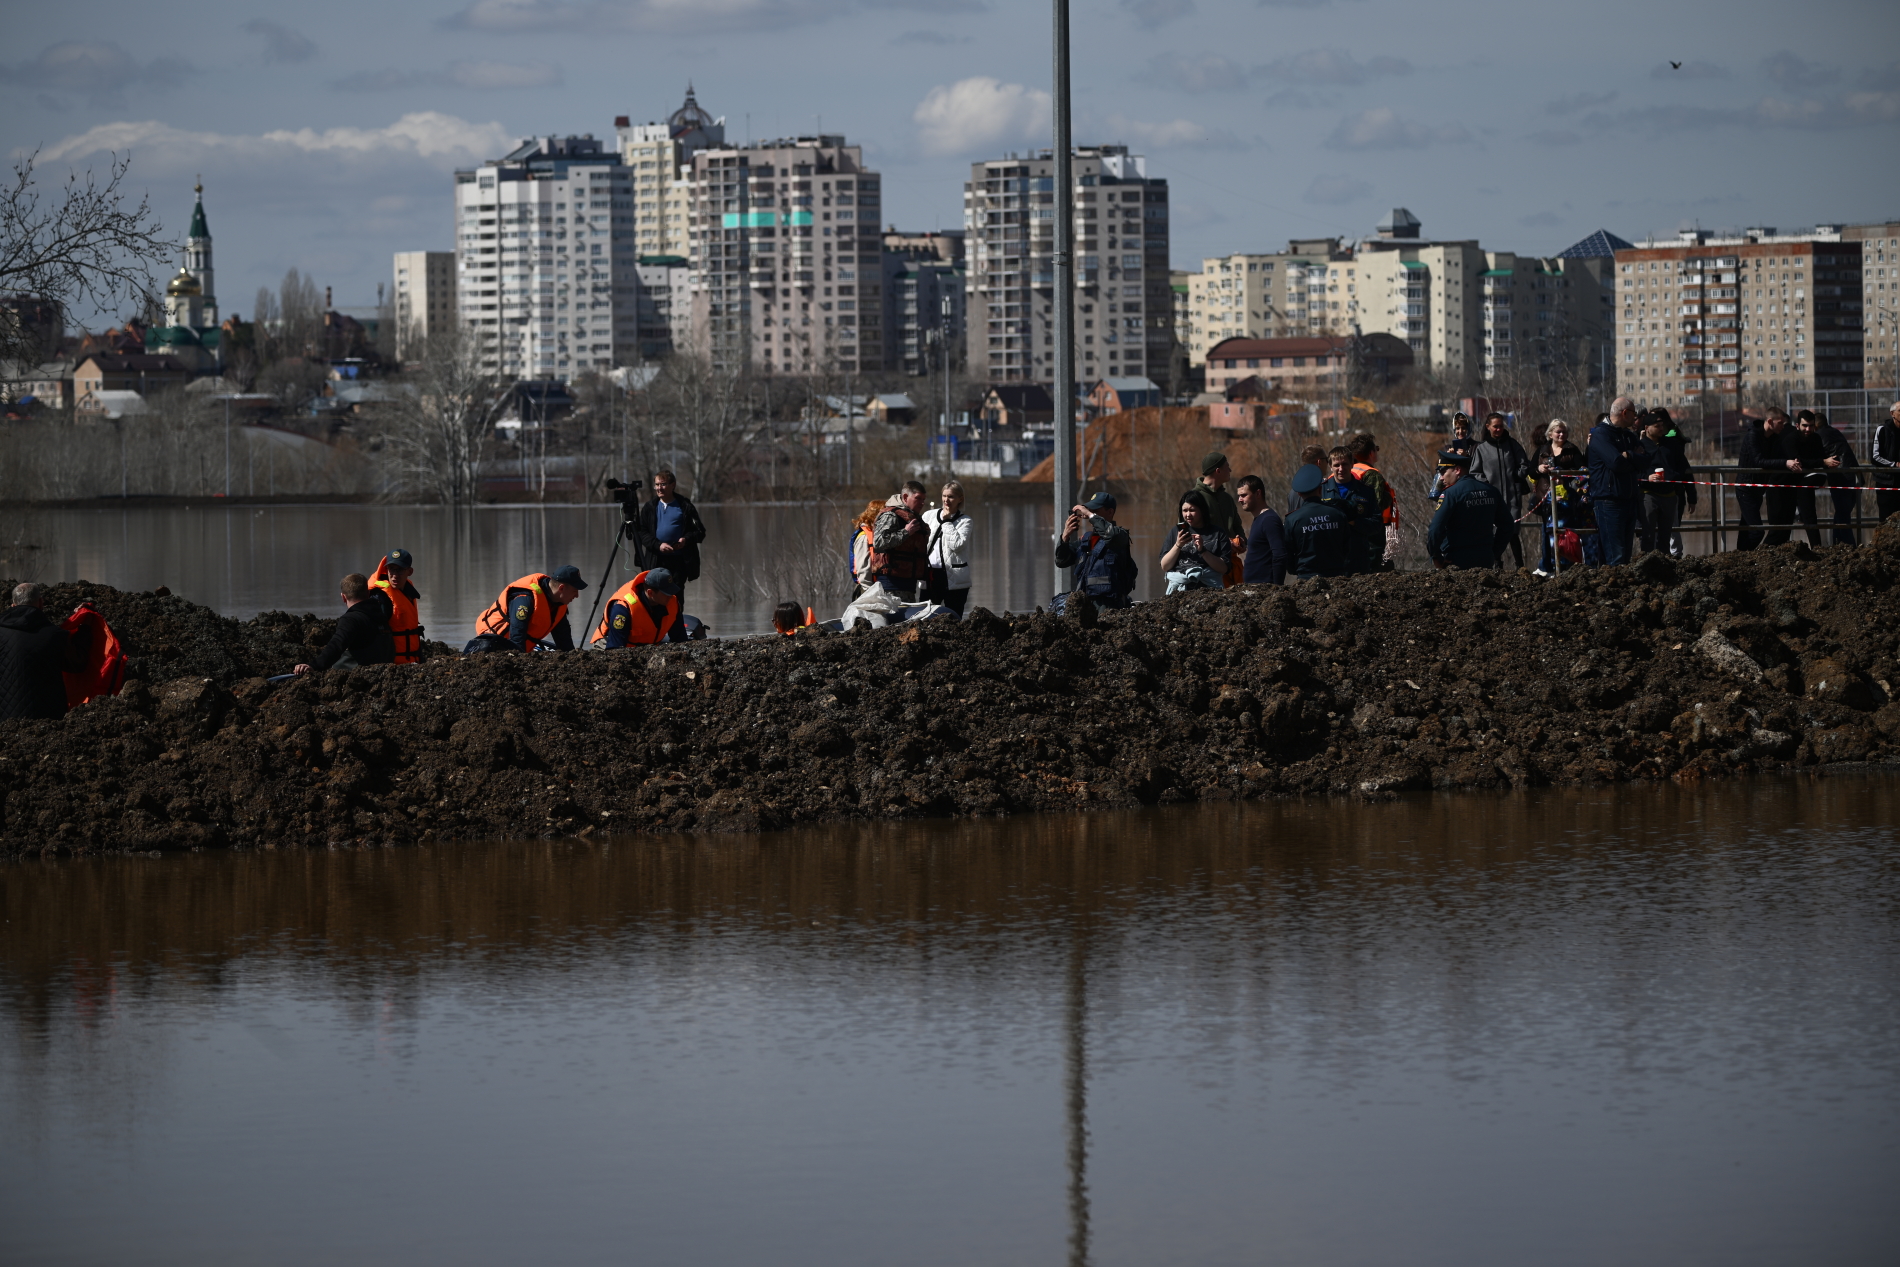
922, 480, 974, 616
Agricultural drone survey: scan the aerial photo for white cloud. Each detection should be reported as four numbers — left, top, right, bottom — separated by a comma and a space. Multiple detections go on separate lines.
1102, 113, 1234, 151
39, 112, 513, 165
1327, 107, 1470, 150
913, 78, 1050, 156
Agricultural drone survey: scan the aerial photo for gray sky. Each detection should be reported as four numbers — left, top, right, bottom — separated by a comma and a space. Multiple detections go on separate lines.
6, 0, 1897, 330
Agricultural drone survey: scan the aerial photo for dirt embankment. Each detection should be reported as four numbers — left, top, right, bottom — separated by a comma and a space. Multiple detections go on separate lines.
4, 529, 1899, 855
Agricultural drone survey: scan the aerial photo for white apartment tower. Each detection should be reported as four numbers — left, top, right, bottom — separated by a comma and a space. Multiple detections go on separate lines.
391, 251, 455, 360
685, 134, 884, 373
963, 145, 1171, 384
616, 86, 724, 263
453, 134, 637, 381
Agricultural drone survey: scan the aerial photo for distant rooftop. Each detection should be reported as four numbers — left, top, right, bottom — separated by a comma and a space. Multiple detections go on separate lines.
1558, 229, 1635, 259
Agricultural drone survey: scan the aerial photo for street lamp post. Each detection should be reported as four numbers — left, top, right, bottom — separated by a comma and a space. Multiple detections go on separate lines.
1050, 0, 1077, 596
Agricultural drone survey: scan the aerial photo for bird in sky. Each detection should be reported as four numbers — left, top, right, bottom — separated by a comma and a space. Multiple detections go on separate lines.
1670, 60, 1683, 69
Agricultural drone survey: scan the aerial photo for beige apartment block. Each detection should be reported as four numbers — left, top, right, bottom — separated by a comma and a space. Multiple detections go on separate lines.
392, 251, 455, 360
963, 145, 1171, 385
616, 87, 723, 262
685, 134, 884, 374
1847, 221, 1900, 395
1615, 228, 1863, 405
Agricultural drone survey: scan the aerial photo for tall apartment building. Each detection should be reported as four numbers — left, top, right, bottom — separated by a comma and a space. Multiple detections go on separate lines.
1182, 239, 1350, 366
881, 230, 965, 376
1615, 228, 1864, 403
616, 87, 724, 262
453, 134, 637, 380
1848, 220, 1900, 394
391, 251, 455, 359
685, 134, 883, 373
962, 145, 1170, 385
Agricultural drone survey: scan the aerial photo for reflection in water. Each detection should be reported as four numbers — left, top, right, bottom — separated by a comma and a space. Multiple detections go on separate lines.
3, 778, 1900, 1265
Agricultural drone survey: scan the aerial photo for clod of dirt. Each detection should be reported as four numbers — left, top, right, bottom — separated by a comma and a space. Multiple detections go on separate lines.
4, 521, 1899, 855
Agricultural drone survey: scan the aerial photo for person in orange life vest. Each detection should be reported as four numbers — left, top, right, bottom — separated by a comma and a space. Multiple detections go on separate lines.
472, 565, 585, 651
295, 573, 395, 674
1348, 432, 1399, 570
369, 547, 423, 664
870, 480, 931, 599
594, 568, 684, 648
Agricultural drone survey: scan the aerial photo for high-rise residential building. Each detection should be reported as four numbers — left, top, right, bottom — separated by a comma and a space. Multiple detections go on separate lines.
391, 251, 455, 359
962, 145, 1171, 385
1615, 228, 1864, 403
616, 87, 724, 262
881, 230, 965, 376
685, 134, 883, 373
1847, 220, 1900, 394
1182, 239, 1351, 367
453, 134, 636, 381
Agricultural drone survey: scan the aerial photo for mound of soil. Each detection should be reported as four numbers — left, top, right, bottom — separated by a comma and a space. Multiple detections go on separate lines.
4, 527, 1899, 855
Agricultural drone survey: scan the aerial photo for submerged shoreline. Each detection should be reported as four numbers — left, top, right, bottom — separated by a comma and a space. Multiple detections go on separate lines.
4, 523, 1899, 855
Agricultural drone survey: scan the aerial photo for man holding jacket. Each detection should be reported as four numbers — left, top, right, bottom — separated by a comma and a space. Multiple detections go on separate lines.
633, 470, 707, 612
1587, 397, 1647, 566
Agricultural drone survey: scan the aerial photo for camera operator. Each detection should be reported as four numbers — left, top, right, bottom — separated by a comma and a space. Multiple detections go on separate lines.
633, 470, 706, 610
1054, 490, 1136, 610
1160, 490, 1231, 594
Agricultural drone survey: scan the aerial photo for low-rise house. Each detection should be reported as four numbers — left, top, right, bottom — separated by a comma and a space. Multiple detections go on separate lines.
73, 354, 189, 413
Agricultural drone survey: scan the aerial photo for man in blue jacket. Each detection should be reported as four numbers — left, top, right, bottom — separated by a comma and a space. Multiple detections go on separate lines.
1427, 449, 1514, 569
1587, 397, 1647, 565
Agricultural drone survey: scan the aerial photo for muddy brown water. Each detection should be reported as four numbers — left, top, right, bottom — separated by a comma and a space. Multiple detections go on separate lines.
3, 776, 1897, 1265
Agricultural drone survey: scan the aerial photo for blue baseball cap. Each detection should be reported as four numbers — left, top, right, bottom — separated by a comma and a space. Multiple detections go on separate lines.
641, 567, 681, 596
550, 564, 587, 590
385, 548, 414, 569
1083, 491, 1116, 512
1437, 448, 1473, 468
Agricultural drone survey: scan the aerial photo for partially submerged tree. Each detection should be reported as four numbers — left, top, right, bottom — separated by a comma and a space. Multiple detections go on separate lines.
0, 149, 172, 366
381, 330, 506, 505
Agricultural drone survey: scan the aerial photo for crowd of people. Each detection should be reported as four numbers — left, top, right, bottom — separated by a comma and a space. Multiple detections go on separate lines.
5, 402, 1897, 718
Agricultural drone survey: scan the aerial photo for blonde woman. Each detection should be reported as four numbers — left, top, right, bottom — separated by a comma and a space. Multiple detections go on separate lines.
922, 480, 973, 616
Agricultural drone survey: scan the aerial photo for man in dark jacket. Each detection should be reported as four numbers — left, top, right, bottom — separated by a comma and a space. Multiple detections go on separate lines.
1874, 400, 1900, 526
1812, 411, 1861, 545
1285, 465, 1353, 579
633, 469, 707, 609
1471, 412, 1531, 568
295, 573, 395, 675
1235, 474, 1287, 585
1638, 408, 1696, 557
1735, 413, 1771, 551
1586, 397, 1646, 565
1761, 412, 1825, 547
1054, 490, 1137, 608
0, 583, 88, 720
1428, 449, 1514, 569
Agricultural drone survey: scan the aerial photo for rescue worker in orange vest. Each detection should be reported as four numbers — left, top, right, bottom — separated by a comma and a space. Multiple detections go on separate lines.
469, 565, 585, 653
869, 480, 931, 600
592, 567, 684, 648
1348, 431, 1399, 572
368, 547, 423, 664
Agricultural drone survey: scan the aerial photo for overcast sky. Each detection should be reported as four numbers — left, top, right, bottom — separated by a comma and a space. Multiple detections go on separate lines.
7, 0, 1897, 328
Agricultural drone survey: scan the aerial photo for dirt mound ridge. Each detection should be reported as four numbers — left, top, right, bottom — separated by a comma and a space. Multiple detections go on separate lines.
5, 528, 1899, 854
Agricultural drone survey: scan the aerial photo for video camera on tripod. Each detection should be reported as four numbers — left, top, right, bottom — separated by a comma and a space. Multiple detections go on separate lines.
583, 477, 643, 641
604, 477, 640, 525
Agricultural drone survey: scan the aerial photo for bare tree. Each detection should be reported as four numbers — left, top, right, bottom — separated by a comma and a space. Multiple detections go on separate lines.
381, 330, 506, 505
0, 149, 172, 366
641, 352, 763, 501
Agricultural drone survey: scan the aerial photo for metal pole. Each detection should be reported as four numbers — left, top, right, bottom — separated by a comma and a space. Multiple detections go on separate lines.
1050, 0, 1077, 596
224, 396, 231, 497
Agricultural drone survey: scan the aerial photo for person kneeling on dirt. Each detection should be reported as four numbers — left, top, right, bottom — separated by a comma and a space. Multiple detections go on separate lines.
469, 565, 585, 653
593, 568, 685, 647
1427, 449, 1514, 570
1053, 491, 1137, 611
295, 573, 395, 675
0, 582, 90, 720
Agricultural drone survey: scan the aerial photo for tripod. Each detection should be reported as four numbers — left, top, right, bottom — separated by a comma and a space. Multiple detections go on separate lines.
581, 479, 640, 644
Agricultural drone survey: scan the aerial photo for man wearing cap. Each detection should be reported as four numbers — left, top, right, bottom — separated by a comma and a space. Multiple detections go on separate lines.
470, 566, 586, 652
593, 567, 685, 647
1284, 465, 1353, 580
1055, 490, 1137, 608
294, 574, 395, 675
1427, 449, 1514, 570
368, 548, 423, 664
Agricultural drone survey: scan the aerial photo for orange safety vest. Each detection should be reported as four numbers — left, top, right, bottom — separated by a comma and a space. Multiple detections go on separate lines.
370, 556, 423, 664
1353, 461, 1398, 525
59, 602, 127, 708
592, 571, 680, 646
475, 574, 567, 646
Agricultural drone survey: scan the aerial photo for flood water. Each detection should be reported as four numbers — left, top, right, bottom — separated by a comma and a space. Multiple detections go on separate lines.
20, 497, 1187, 640
3, 776, 1897, 1265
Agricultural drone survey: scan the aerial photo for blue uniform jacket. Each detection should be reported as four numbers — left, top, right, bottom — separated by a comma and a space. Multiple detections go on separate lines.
1284, 501, 1352, 577
1428, 475, 1514, 569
